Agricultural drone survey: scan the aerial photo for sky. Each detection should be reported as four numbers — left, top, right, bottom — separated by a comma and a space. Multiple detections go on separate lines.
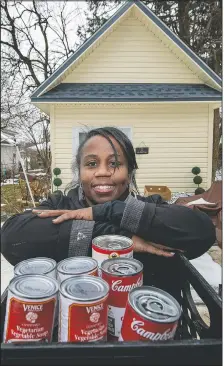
2, 1, 124, 85
2, 1, 123, 55
2, 1, 88, 55
1, 1, 124, 142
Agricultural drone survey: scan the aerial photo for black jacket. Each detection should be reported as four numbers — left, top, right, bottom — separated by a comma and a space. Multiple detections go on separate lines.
1, 187, 215, 266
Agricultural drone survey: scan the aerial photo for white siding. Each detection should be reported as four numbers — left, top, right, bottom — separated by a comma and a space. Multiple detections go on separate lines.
62, 15, 201, 84
1, 144, 19, 171
52, 103, 209, 194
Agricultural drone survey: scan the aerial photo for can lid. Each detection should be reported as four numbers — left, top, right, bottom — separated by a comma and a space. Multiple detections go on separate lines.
101, 257, 143, 276
60, 275, 109, 301
129, 286, 181, 323
14, 257, 56, 276
92, 235, 133, 250
9, 274, 59, 299
57, 256, 97, 275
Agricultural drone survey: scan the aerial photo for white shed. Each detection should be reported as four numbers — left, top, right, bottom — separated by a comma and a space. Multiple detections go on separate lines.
31, 0, 222, 193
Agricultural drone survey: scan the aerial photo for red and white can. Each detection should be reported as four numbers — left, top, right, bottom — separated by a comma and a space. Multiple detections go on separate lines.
58, 275, 109, 342
101, 257, 143, 341
14, 257, 57, 279
3, 274, 58, 343
56, 256, 98, 283
119, 286, 181, 342
92, 235, 133, 269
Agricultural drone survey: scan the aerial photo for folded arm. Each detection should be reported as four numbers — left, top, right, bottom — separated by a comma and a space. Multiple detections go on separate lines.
92, 196, 216, 259
1, 195, 131, 265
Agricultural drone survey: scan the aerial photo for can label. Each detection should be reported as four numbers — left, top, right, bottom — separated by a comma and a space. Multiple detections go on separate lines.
92, 247, 133, 268
108, 305, 125, 339
4, 297, 56, 343
59, 296, 108, 342
119, 301, 178, 342
102, 271, 143, 339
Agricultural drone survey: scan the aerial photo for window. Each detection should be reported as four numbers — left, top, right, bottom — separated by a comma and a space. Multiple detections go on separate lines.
72, 127, 132, 154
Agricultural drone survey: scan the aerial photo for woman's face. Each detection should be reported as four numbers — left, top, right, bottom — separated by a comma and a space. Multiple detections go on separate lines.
79, 135, 130, 205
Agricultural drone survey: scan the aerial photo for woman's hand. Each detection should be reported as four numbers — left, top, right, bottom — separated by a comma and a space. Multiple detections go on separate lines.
132, 235, 183, 258
33, 208, 93, 223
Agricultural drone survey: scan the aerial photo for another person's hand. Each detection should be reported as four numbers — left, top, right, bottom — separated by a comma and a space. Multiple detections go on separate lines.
33, 208, 93, 223
132, 235, 183, 258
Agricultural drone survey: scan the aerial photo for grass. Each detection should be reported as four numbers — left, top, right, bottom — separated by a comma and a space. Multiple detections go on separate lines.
1, 176, 51, 221
1, 184, 36, 219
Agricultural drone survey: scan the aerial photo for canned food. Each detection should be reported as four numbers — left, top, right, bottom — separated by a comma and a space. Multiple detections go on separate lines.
101, 257, 143, 341
14, 257, 57, 278
57, 257, 98, 283
92, 235, 133, 268
3, 275, 58, 343
119, 286, 181, 342
59, 275, 109, 342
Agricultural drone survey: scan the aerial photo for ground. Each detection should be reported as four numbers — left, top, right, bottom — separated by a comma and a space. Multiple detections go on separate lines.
1, 255, 14, 294
208, 246, 222, 266
197, 245, 222, 326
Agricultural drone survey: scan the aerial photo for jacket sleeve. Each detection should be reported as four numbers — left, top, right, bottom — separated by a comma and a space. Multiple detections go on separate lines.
1, 194, 132, 265
1, 195, 72, 265
92, 195, 216, 259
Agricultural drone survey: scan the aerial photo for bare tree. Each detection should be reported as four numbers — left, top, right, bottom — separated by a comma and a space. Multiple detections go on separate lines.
1, 0, 84, 172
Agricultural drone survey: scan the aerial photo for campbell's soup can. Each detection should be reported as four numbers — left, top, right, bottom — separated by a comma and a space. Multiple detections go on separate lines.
101, 257, 143, 341
58, 275, 109, 342
92, 235, 133, 269
119, 286, 181, 342
14, 257, 57, 279
57, 257, 98, 283
3, 275, 58, 343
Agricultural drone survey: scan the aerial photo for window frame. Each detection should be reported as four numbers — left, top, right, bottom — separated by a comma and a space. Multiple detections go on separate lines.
72, 126, 133, 155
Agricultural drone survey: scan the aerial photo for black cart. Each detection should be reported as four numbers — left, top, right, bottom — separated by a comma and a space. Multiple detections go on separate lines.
1, 254, 222, 366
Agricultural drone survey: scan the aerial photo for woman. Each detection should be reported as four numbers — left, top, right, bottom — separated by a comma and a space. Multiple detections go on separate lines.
1, 127, 215, 268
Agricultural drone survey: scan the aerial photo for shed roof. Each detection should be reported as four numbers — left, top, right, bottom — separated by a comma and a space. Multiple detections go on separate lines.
31, 0, 222, 101
31, 83, 221, 103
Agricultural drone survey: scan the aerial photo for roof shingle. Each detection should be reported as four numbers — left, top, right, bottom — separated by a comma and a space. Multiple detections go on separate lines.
31, 83, 222, 102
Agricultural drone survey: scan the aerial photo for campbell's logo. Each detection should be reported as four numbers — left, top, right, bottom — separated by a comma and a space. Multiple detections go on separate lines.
86, 303, 103, 314
111, 277, 142, 292
131, 319, 176, 341
109, 252, 120, 259
23, 304, 43, 312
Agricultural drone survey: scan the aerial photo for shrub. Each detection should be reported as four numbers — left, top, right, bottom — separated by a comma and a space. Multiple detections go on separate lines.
192, 166, 204, 195
53, 167, 61, 176
53, 167, 62, 192
191, 166, 201, 175
195, 187, 205, 195
193, 176, 202, 185
53, 177, 62, 187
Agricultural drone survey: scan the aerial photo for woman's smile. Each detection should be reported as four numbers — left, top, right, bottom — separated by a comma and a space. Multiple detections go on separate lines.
92, 184, 115, 194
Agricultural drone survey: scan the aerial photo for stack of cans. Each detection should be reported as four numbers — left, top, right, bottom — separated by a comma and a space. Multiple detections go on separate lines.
3, 235, 181, 344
